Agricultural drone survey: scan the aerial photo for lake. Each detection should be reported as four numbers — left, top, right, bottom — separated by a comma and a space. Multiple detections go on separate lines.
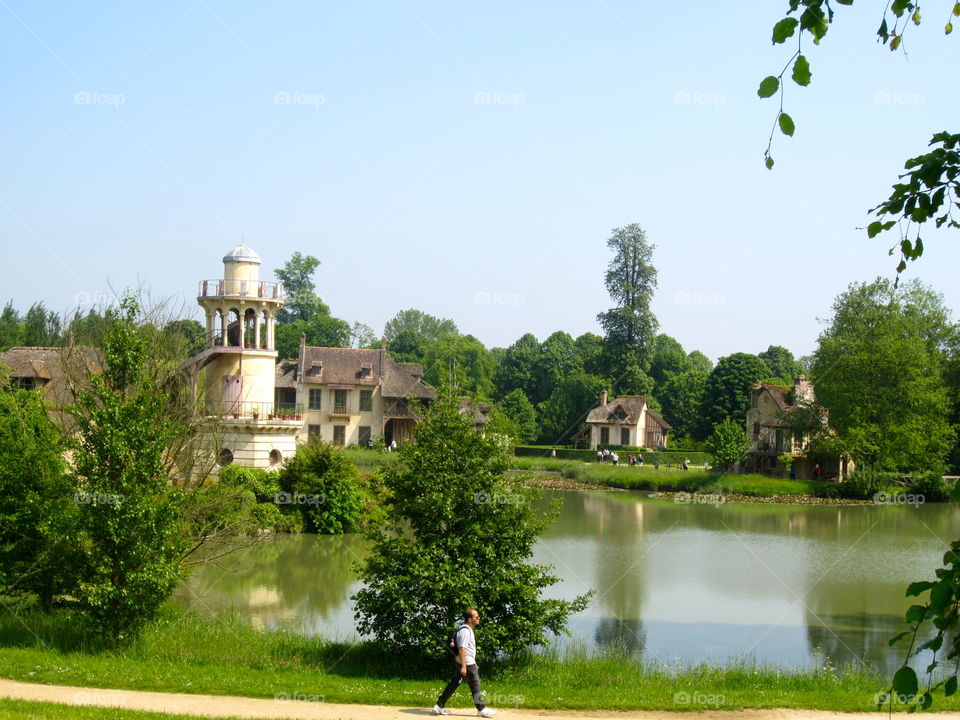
174, 488, 960, 674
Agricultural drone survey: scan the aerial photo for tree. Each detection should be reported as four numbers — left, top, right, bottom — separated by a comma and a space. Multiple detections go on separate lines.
494, 333, 540, 401
352, 392, 591, 656
687, 350, 713, 374
22, 302, 60, 347
538, 372, 607, 444
649, 334, 692, 387
423, 334, 495, 398
657, 369, 709, 441
0, 381, 75, 609
707, 419, 751, 472
383, 308, 457, 343
275, 315, 351, 359
275, 252, 325, 324
66, 296, 186, 643
536, 331, 580, 405
0, 302, 22, 351
698, 353, 771, 440
758, 345, 803, 384
387, 329, 430, 365
759, 2, 958, 275
811, 278, 956, 471
163, 319, 206, 357
573, 332, 607, 377
349, 321, 378, 349
596, 224, 659, 373
497, 388, 539, 444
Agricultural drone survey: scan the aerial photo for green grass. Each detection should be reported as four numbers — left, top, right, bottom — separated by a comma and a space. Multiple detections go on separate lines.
0, 605, 949, 712
509, 456, 830, 497
0, 698, 257, 720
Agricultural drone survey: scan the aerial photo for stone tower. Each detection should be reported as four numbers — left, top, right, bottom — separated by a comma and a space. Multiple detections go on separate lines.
195, 244, 298, 468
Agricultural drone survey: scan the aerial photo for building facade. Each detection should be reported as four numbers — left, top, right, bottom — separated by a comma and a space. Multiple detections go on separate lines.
584, 391, 671, 450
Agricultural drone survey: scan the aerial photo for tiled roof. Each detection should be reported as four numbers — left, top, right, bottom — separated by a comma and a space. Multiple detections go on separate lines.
0, 346, 102, 406
277, 347, 437, 399
751, 382, 791, 412
586, 396, 649, 425
644, 408, 673, 431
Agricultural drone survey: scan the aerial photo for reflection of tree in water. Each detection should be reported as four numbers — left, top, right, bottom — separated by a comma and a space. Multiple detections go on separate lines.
594, 617, 647, 656
175, 534, 367, 630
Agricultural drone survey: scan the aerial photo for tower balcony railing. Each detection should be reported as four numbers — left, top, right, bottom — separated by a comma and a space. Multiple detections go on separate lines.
200, 401, 303, 421
198, 279, 285, 300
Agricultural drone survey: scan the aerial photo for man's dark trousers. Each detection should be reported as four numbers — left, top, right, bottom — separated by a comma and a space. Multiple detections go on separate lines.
437, 663, 485, 710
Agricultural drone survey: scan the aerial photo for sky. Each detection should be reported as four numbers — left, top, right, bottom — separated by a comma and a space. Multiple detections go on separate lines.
1, 1, 957, 363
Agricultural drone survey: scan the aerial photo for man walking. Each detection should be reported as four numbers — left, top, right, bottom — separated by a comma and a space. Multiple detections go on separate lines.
432, 608, 496, 717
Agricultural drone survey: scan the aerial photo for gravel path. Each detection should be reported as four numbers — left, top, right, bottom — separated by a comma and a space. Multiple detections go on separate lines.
2, 678, 956, 720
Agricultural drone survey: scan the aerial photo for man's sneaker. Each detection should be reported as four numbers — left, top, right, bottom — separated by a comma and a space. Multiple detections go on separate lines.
478, 709, 497, 718
431, 705, 451, 716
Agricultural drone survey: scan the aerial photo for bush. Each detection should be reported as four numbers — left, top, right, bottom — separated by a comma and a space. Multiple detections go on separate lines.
909, 471, 953, 503
279, 441, 365, 534
822, 468, 887, 500
218, 465, 281, 503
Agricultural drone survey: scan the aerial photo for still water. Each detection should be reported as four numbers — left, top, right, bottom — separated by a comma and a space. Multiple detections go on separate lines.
174, 489, 960, 673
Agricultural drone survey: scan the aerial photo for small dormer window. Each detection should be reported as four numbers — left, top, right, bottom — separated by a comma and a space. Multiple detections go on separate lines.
359, 363, 372, 378
309, 361, 323, 376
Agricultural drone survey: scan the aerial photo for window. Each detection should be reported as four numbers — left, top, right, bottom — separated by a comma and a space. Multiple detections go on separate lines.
600, 427, 609, 445
218, 448, 234, 466
620, 428, 630, 446
752, 422, 760, 441
308, 424, 321, 442
334, 389, 348, 414
268, 449, 282, 466
359, 390, 372, 412
359, 425, 371, 446
333, 425, 346, 445
309, 388, 322, 410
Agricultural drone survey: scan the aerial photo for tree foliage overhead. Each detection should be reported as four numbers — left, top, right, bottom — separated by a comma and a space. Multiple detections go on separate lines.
811, 277, 957, 471
352, 392, 591, 656
760, 0, 959, 275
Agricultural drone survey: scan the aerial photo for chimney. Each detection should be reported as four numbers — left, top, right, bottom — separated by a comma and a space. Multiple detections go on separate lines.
600, 389, 608, 406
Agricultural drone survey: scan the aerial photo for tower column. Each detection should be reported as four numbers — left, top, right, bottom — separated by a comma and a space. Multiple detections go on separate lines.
254, 310, 262, 348
220, 308, 228, 346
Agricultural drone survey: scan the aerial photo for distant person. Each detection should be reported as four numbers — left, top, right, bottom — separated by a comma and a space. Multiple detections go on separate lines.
596, 450, 603, 462
637, 453, 644, 467
611, 452, 619, 466
390, 439, 397, 453
789, 463, 797, 480
682, 458, 690, 471
367, 437, 374, 450
550, 448, 556, 458
432, 608, 496, 717
813, 463, 822, 481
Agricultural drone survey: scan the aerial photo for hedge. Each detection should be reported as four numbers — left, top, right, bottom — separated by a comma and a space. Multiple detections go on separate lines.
513, 445, 713, 466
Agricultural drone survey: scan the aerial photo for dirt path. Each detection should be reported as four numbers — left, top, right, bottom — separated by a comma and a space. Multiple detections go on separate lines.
2, 678, 958, 720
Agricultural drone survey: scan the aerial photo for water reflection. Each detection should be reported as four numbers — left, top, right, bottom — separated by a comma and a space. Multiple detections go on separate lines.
173, 489, 960, 670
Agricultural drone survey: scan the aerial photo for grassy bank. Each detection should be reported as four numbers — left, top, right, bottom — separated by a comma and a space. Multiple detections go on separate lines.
0, 698, 248, 720
0, 606, 943, 713
509, 456, 829, 497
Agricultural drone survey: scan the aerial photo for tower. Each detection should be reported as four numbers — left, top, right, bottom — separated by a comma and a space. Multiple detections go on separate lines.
195, 244, 298, 468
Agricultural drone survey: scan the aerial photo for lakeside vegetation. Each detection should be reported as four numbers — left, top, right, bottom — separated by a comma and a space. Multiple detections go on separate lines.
0, 606, 948, 713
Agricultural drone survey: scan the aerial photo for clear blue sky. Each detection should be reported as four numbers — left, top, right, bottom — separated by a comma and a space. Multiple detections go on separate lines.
2, 1, 957, 362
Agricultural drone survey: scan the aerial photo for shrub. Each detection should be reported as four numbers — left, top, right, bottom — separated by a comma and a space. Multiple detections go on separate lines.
909, 471, 953, 503
279, 441, 365, 534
